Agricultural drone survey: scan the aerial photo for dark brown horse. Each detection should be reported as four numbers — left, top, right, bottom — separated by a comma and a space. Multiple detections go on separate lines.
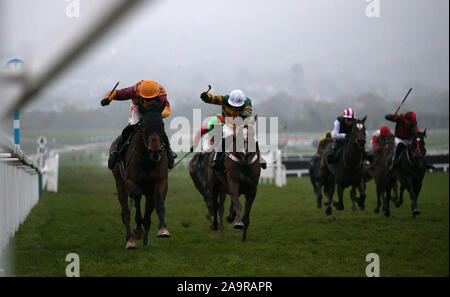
370, 134, 398, 217
208, 118, 261, 242
189, 152, 215, 219
110, 103, 170, 249
320, 116, 368, 216
389, 130, 428, 218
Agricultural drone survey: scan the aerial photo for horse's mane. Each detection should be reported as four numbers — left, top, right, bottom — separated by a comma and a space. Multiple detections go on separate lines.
140, 104, 164, 137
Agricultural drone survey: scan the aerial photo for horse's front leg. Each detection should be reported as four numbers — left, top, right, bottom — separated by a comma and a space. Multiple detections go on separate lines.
142, 194, 155, 246
350, 186, 357, 214
333, 183, 345, 211
242, 191, 256, 242
131, 196, 145, 240
374, 182, 381, 214
228, 181, 244, 229
114, 174, 135, 249
155, 184, 171, 237
403, 178, 420, 218
356, 179, 366, 210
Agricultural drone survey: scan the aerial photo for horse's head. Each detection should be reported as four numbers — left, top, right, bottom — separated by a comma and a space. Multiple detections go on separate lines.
141, 102, 166, 162
230, 115, 258, 165
350, 115, 367, 148
410, 129, 427, 162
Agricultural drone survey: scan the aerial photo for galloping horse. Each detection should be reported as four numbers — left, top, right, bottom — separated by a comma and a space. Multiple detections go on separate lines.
390, 130, 428, 218
309, 153, 326, 209
189, 152, 215, 219
371, 134, 397, 217
110, 102, 170, 249
208, 117, 261, 242
320, 116, 368, 216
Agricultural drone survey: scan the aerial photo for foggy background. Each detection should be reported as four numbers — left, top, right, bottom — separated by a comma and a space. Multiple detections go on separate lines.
0, 0, 448, 132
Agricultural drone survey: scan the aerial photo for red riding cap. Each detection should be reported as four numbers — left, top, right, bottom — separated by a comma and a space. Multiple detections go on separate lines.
380, 126, 392, 136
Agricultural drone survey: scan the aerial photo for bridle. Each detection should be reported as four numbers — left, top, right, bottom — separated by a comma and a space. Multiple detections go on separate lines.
139, 122, 165, 157
406, 135, 425, 168
226, 123, 258, 166
343, 121, 365, 169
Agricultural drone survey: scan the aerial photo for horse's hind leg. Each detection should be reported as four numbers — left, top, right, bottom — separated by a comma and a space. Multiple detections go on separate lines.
242, 192, 256, 242
323, 180, 335, 216
209, 187, 220, 231
142, 194, 155, 246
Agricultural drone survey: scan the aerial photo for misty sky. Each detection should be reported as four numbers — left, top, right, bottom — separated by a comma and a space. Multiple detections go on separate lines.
0, 0, 448, 111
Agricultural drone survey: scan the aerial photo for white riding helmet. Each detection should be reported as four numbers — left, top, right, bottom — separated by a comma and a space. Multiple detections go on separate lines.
228, 90, 246, 107
343, 108, 355, 119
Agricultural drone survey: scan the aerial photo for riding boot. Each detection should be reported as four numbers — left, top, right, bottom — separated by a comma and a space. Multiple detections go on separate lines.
162, 130, 177, 169
388, 143, 403, 171
211, 138, 225, 172
108, 124, 135, 170
327, 141, 339, 164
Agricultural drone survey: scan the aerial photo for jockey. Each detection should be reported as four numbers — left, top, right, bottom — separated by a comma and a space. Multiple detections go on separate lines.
370, 125, 393, 168
101, 80, 177, 170
316, 131, 333, 156
327, 108, 356, 163
385, 110, 419, 170
200, 89, 266, 171
193, 113, 224, 153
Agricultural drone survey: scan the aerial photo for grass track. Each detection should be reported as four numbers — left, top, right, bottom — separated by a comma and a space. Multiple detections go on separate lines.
8, 165, 449, 277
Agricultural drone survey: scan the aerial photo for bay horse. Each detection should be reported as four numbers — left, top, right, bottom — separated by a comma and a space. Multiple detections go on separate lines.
208, 117, 261, 242
389, 130, 428, 218
309, 153, 326, 208
370, 134, 398, 217
189, 152, 215, 219
320, 116, 368, 216
109, 102, 170, 249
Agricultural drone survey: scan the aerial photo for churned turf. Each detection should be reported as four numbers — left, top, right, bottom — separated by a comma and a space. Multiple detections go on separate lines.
8, 164, 449, 276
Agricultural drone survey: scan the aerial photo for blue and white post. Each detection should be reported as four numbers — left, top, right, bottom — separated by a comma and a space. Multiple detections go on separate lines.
14, 111, 20, 147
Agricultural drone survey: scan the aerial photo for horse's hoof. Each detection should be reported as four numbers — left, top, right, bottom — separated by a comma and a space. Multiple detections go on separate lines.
374, 208, 380, 214
233, 221, 244, 230
157, 228, 171, 238
126, 239, 137, 249
395, 202, 402, 208
226, 216, 234, 224
210, 223, 219, 231
413, 209, 421, 216
325, 208, 332, 216
384, 211, 391, 218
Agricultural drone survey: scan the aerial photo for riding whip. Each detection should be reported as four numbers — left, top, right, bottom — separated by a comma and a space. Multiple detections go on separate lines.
169, 146, 193, 172
394, 88, 412, 114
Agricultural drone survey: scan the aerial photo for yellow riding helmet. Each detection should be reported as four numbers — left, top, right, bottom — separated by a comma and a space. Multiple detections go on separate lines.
138, 80, 160, 99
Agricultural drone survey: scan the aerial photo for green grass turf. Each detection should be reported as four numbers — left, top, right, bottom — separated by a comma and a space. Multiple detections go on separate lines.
8, 165, 449, 277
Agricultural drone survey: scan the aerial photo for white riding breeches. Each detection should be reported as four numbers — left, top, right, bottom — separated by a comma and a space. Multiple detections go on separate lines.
394, 137, 412, 147
128, 103, 141, 125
